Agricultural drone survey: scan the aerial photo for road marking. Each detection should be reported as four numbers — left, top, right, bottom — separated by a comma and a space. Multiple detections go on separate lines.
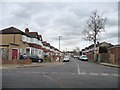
8, 71, 12, 72
23, 71, 31, 73
79, 72, 86, 75
43, 74, 66, 88
3, 70, 119, 77
90, 73, 99, 75
75, 61, 80, 74
51, 72, 58, 74
111, 74, 118, 77
16, 71, 20, 73
31, 72, 39, 74
71, 73, 76, 75
101, 73, 109, 76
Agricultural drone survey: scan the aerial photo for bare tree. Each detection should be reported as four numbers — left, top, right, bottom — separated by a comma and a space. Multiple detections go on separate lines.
82, 10, 107, 61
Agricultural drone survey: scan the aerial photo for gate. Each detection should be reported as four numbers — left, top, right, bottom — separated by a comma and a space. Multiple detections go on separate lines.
0, 48, 8, 60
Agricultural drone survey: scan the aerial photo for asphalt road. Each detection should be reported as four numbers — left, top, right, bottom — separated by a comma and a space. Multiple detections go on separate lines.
2, 57, 119, 88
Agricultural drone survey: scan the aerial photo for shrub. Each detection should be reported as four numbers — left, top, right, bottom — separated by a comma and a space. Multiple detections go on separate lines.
99, 46, 108, 53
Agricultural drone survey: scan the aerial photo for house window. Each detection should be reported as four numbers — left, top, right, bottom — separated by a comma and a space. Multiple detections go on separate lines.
26, 37, 30, 43
38, 40, 42, 45
20, 49, 25, 54
33, 38, 36, 43
39, 50, 41, 55
30, 38, 34, 43
35, 38, 38, 44
22, 35, 26, 42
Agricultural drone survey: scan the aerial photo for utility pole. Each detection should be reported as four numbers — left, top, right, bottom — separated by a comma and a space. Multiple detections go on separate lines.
59, 36, 62, 62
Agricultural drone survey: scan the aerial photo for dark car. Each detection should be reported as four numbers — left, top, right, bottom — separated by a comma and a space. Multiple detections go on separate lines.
20, 54, 43, 63
19, 54, 28, 60
29, 55, 43, 63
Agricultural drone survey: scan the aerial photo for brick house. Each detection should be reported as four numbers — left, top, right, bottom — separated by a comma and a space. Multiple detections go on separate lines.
0, 27, 29, 60
108, 44, 120, 65
0, 27, 44, 60
24, 28, 44, 59
82, 42, 113, 61
0, 26, 60, 63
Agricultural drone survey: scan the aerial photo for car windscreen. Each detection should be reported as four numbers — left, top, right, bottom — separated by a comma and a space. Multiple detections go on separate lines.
82, 56, 87, 58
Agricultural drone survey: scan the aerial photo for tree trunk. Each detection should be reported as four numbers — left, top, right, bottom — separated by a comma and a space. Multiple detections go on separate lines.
94, 40, 97, 62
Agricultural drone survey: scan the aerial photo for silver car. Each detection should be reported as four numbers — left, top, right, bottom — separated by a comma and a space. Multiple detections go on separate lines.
79, 55, 88, 61
63, 56, 70, 62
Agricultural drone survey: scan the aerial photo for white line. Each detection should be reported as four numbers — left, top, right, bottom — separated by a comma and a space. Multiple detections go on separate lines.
23, 71, 31, 73
79, 72, 86, 75
111, 74, 118, 77
90, 73, 99, 76
8, 71, 12, 72
101, 73, 109, 76
71, 73, 76, 75
31, 72, 39, 74
51, 72, 58, 74
16, 71, 20, 73
75, 61, 80, 74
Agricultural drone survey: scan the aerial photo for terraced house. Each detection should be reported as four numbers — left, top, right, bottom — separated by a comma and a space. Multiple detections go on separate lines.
0, 26, 60, 63
24, 28, 44, 59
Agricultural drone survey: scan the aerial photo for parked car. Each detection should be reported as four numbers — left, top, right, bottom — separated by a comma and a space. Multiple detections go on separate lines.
63, 56, 70, 62
78, 55, 88, 61
73, 55, 78, 58
19, 54, 28, 60
29, 54, 43, 63
20, 54, 43, 63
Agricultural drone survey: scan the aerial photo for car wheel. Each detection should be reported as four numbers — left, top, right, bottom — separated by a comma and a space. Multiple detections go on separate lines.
38, 60, 42, 63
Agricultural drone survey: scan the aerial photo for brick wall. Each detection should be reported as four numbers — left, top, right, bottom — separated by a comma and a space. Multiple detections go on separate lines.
109, 46, 120, 64
2, 58, 32, 64
100, 53, 110, 63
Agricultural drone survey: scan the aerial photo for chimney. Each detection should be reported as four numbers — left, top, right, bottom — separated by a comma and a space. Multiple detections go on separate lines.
97, 41, 99, 45
39, 35, 43, 41
25, 28, 29, 33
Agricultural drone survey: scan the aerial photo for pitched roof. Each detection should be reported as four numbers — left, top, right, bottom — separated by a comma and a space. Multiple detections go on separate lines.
0, 27, 26, 35
24, 28, 40, 40
26, 32, 38, 38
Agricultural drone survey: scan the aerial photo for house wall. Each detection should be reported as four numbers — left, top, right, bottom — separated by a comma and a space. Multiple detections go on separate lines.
86, 51, 94, 61
109, 46, 120, 64
1, 34, 20, 44
100, 53, 110, 63
0, 34, 29, 60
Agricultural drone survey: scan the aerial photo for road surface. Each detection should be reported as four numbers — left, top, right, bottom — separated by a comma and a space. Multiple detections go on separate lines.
2, 57, 119, 88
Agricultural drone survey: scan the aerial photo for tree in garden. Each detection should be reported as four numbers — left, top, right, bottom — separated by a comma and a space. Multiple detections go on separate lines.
82, 10, 107, 61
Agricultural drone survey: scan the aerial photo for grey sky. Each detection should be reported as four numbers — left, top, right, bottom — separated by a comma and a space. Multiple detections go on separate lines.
0, 1, 119, 51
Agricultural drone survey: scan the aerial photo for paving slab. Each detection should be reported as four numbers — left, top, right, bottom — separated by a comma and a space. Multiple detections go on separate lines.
1, 62, 63, 69
100, 63, 120, 68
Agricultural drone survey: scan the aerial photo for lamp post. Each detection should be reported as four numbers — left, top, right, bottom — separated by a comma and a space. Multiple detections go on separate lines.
59, 36, 62, 62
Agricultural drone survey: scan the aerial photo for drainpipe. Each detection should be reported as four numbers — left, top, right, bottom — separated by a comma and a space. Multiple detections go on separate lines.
13, 34, 15, 44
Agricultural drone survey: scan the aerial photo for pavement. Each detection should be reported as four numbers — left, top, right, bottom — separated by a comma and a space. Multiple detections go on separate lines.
1, 62, 64, 69
0, 61, 119, 69
100, 62, 120, 68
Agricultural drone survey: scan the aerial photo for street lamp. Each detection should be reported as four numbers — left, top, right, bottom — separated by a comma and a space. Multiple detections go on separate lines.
59, 36, 62, 62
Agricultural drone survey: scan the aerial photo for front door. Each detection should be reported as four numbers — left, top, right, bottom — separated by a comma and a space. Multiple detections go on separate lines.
12, 49, 18, 59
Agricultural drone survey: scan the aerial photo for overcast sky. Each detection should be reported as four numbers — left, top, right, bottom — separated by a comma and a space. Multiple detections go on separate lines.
0, 0, 119, 51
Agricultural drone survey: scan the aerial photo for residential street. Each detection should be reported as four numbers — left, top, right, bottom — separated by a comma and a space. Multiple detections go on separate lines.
2, 57, 119, 88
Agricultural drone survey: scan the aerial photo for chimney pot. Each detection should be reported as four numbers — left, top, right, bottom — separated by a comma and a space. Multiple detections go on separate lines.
25, 28, 29, 32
